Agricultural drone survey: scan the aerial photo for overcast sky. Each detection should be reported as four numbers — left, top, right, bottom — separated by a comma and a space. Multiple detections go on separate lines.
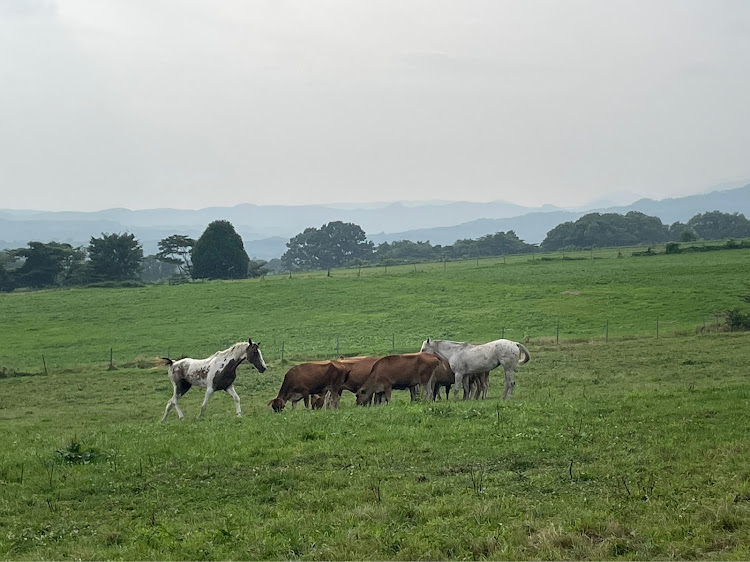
1, 0, 749, 212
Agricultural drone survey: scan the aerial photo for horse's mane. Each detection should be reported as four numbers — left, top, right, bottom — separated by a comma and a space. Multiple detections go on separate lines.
433, 339, 471, 349
210, 341, 248, 359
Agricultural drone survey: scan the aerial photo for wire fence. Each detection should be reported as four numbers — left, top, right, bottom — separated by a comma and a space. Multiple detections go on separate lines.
2, 312, 731, 378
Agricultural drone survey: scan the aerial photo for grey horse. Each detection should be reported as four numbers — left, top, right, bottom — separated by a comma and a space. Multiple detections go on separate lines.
420, 338, 530, 399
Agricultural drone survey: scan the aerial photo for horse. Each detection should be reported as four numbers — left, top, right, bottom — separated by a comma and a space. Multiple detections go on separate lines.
160, 338, 267, 421
420, 338, 530, 399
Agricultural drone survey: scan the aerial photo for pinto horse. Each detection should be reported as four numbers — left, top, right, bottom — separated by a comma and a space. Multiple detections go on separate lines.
161, 339, 267, 421
420, 338, 530, 399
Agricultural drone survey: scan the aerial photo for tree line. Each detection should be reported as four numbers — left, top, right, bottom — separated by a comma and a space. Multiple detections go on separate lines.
1, 210, 749, 291
0, 220, 269, 292
277, 210, 750, 270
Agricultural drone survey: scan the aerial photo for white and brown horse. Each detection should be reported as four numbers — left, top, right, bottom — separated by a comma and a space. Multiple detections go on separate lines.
161, 339, 267, 421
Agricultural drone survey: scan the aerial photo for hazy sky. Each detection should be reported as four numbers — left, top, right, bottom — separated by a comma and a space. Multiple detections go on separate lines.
2, 0, 749, 212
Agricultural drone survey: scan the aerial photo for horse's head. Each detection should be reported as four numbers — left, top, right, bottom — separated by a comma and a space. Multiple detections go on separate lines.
420, 338, 434, 354
356, 386, 375, 406
246, 339, 267, 373
269, 397, 285, 412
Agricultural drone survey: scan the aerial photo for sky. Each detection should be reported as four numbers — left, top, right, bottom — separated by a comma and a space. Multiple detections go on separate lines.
1, 0, 749, 212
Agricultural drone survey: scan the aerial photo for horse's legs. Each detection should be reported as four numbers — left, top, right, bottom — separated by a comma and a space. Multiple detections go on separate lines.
226, 385, 242, 417
462, 375, 473, 400
303, 393, 310, 409
161, 399, 174, 422
453, 372, 465, 399
502, 369, 516, 399
199, 387, 215, 418
162, 384, 186, 422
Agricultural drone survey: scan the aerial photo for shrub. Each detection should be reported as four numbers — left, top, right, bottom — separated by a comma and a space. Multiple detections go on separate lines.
56, 437, 105, 464
726, 308, 750, 331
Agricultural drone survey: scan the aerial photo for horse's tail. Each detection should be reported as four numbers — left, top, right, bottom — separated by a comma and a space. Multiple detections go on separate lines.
160, 357, 174, 367
517, 343, 530, 365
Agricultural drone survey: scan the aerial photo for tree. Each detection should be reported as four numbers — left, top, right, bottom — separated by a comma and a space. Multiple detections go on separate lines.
156, 234, 195, 277
282, 221, 374, 271
10, 241, 84, 288
679, 229, 698, 242
247, 259, 270, 278
142, 255, 180, 283
0, 263, 12, 292
686, 211, 750, 240
541, 212, 669, 251
192, 220, 249, 280
88, 233, 144, 282
375, 240, 438, 262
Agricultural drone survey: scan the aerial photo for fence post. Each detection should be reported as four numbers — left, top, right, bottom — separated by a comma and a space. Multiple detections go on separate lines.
336, 336, 340, 357
42, 355, 48, 375
281, 341, 285, 362
606, 320, 609, 342
392, 334, 395, 352
556, 320, 559, 344
110, 348, 113, 369
502, 327, 505, 339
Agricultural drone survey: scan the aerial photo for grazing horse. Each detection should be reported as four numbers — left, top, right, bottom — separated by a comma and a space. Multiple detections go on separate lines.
420, 338, 530, 399
161, 339, 267, 421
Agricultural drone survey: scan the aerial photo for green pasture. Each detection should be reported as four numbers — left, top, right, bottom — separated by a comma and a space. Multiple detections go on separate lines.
1, 248, 750, 559
1, 334, 749, 560
0, 248, 748, 372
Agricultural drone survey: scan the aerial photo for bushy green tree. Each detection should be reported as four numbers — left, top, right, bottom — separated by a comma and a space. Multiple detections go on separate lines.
192, 220, 249, 279
686, 211, 750, 240
10, 241, 85, 288
88, 233, 143, 282
282, 221, 374, 271
542, 212, 670, 251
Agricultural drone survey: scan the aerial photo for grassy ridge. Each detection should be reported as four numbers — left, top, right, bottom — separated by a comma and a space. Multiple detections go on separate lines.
1, 249, 748, 371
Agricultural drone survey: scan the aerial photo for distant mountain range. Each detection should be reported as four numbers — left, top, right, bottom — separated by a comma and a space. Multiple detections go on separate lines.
1, 184, 748, 260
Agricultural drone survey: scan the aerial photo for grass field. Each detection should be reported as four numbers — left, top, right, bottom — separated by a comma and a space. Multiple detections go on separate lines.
1, 248, 749, 560
1, 248, 748, 371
